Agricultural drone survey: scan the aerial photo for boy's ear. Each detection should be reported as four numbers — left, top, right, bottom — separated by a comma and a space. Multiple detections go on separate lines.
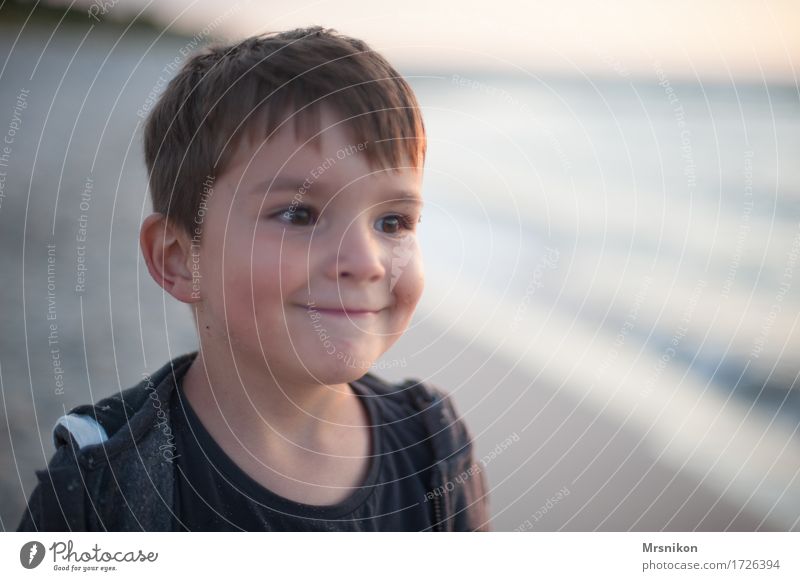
140, 213, 198, 304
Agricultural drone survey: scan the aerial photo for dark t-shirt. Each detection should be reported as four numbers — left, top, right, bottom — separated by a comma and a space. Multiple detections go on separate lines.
169, 376, 437, 531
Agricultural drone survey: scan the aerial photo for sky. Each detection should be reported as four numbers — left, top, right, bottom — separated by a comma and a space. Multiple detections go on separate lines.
126, 0, 800, 84
62, 0, 800, 82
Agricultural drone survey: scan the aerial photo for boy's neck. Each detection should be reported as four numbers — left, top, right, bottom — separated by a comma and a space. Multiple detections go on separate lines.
178, 348, 374, 506
180, 348, 368, 452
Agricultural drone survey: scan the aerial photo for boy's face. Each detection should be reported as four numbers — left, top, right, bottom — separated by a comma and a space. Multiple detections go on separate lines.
190, 105, 424, 383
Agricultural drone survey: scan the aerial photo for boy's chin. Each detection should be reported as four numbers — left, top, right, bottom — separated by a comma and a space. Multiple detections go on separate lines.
302, 354, 378, 384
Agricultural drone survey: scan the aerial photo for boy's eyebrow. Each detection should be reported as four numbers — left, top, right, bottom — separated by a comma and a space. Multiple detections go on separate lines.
245, 176, 423, 204
246, 176, 308, 195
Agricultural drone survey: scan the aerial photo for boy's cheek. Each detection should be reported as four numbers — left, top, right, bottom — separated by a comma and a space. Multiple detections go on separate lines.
391, 255, 425, 304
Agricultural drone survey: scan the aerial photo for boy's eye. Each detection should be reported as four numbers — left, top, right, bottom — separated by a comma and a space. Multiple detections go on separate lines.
377, 214, 417, 234
271, 205, 419, 234
276, 205, 317, 226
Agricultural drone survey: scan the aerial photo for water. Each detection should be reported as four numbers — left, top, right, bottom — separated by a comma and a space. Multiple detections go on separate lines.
412, 72, 800, 424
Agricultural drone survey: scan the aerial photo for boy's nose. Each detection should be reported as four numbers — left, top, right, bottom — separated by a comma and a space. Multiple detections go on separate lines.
324, 221, 386, 284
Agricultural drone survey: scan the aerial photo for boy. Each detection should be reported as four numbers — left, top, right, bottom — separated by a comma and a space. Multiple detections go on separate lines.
17, 26, 490, 531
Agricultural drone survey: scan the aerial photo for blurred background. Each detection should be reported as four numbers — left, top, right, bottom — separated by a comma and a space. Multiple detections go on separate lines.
1, 0, 798, 531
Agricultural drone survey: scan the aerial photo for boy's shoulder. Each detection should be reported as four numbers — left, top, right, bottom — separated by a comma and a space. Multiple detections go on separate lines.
51, 352, 195, 456
17, 354, 195, 532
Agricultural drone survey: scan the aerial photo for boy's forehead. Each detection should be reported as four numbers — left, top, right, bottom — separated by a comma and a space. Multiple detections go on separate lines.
225, 123, 421, 199
217, 103, 423, 205
234, 160, 422, 204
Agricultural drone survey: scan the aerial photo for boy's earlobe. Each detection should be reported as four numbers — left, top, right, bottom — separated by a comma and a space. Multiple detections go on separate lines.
140, 213, 199, 304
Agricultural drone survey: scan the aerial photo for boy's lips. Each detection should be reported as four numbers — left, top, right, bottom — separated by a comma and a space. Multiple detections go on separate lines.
302, 305, 385, 316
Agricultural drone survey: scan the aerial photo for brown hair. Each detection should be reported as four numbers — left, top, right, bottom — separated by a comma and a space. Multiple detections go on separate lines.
143, 26, 426, 237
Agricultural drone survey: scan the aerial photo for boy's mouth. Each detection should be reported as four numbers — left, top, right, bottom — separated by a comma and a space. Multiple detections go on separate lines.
302, 305, 385, 317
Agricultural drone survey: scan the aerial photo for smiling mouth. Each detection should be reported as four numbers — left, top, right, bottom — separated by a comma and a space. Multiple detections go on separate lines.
303, 305, 384, 317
